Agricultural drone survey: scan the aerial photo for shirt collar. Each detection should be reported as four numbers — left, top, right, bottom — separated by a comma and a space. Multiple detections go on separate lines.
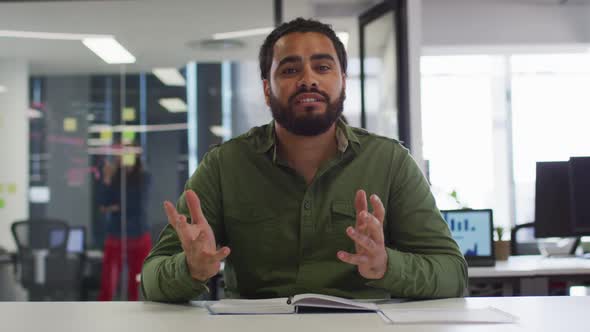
253, 118, 361, 156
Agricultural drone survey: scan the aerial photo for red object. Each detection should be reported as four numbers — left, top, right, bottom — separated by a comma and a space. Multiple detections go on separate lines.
98, 233, 152, 301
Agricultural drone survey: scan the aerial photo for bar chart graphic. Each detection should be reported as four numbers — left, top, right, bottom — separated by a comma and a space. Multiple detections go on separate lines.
443, 211, 492, 256
448, 218, 477, 233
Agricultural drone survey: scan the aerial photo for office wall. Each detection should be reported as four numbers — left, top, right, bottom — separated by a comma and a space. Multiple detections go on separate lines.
422, 0, 590, 48
0, 59, 29, 251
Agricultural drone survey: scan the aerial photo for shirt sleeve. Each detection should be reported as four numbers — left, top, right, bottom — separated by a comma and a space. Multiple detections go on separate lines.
141, 148, 224, 302
365, 146, 468, 298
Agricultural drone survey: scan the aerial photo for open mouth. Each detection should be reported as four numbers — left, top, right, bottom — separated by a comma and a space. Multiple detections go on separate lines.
293, 93, 327, 105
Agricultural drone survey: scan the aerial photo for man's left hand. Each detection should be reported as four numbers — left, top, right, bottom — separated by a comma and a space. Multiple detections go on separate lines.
337, 190, 388, 280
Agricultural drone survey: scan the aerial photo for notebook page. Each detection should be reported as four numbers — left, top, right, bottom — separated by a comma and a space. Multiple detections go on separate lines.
381, 307, 517, 324
205, 298, 294, 315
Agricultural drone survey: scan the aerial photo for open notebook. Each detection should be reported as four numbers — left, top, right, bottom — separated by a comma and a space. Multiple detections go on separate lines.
205, 293, 381, 315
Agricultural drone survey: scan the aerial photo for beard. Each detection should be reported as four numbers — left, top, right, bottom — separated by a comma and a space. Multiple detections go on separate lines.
269, 86, 345, 137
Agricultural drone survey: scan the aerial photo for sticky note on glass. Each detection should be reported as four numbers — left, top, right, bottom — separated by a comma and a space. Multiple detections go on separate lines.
122, 107, 136, 121
100, 130, 113, 142
122, 130, 136, 144
0, 198, 5, 209
7, 183, 16, 194
123, 153, 136, 166
63, 117, 77, 132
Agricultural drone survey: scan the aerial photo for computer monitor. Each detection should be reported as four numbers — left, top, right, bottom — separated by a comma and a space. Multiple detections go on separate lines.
534, 161, 574, 238
440, 209, 495, 266
66, 226, 86, 254
569, 156, 590, 236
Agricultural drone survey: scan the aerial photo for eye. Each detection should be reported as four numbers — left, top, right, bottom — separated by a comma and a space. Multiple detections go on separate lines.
281, 67, 298, 75
317, 65, 331, 72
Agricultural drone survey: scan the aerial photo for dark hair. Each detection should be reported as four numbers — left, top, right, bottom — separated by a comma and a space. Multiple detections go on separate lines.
112, 154, 144, 187
258, 17, 347, 80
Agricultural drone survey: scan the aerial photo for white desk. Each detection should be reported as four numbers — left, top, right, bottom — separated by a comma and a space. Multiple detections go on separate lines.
469, 255, 590, 278
468, 255, 590, 295
2, 296, 589, 332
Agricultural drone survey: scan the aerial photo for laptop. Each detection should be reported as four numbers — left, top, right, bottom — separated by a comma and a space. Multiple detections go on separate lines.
440, 209, 495, 267
66, 226, 86, 254
48, 226, 86, 253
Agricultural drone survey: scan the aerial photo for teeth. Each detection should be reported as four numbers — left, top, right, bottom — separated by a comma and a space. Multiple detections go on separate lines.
300, 98, 318, 103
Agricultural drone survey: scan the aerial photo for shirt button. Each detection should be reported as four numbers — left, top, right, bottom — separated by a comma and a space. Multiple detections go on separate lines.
304, 201, 311, 210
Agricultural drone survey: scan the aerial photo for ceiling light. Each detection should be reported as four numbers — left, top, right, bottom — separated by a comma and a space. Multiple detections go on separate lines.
210, 125, 231, 138
0, 29, 111, 40
0, 85, 6, 93
152, 68, 186, 86
211, 28, 349, 51
212, 27, 274, 40
159, 98, 187, 113
82, 37, 136, 64
337, 32, 349, 50
28, 109, 43, 119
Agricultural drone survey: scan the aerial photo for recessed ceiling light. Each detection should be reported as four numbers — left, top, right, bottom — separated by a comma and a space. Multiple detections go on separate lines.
152, 68, 186, 86
190, 38, 245, 51
210, 125, 231, 138
28, 109, 43, 119
209, 27, 349, 50
212, 27, 274, 40
159, 98, 187, 113
337, 32, 349, 50
82, 37, 136, 64
0, 29, 111, 40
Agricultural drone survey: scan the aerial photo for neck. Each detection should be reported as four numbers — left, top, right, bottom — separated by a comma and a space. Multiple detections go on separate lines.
275, 122, 339, 172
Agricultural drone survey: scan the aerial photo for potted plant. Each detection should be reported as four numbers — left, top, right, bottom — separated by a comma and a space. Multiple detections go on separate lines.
494, 226, 510, 260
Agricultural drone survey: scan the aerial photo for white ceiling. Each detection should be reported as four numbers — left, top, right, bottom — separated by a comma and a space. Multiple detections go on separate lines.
0, 0, 374, 75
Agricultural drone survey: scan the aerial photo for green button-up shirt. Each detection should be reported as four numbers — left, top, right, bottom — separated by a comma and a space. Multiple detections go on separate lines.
141, 119, 467, 302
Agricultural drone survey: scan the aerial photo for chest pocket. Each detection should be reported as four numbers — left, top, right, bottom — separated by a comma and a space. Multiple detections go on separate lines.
224, 206, 288, 267
326, 201, 357, 253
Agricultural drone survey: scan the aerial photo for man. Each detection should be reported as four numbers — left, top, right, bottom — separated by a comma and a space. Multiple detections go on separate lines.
141, 18, 467, 302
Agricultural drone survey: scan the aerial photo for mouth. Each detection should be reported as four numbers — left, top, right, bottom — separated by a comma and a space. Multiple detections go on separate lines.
293, 93, 326, 105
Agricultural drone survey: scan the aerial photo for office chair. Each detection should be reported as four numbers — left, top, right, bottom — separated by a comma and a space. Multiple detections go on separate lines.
11, 219, 84, 301
510, 222, 540, 256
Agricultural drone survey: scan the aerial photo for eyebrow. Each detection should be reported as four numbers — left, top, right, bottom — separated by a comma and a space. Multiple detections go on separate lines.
277, 53, 337, 68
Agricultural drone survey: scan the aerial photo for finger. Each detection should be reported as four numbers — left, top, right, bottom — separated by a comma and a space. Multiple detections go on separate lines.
211, 246, 231, 262
346, 226, 378, 253
337, 251, 369, 266
362, 211, 385, 245
370, 194, 385, 224
185, 190, 208, 226
176, 214, 197, 245
355, 190, 370, 235
354, 189, 368, 216
197, 245, 230, 264
163, 201, 180, 228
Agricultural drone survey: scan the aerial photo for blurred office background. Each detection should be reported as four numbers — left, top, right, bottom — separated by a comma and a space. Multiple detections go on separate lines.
1, 0, 589, 302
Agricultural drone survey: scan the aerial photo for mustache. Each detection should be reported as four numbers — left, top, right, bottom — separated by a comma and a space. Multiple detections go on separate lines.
287, 86, 330, 105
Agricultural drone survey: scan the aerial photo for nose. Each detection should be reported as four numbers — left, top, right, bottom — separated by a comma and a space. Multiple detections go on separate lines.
296, 65, 318, 90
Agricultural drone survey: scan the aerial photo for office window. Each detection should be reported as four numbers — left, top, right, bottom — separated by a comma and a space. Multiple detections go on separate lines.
421, 55, 512, 229
422, 53, 590, 230
511, 54, 590, 225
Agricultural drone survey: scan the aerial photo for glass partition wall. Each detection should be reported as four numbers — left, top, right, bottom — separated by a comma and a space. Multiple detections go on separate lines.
0, 0, 277, 301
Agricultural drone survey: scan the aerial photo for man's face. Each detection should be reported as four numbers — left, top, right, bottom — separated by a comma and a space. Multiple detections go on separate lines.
264, 32, 346, 136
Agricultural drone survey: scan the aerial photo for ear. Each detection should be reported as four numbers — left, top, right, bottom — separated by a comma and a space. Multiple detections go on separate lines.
263, 79, 271, 107
341, 73, 347, 91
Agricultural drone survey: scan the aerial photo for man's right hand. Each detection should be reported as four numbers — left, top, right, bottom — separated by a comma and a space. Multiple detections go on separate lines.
163, 190, 230, 282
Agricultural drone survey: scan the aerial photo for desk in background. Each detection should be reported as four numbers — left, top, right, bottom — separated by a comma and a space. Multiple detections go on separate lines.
2, 296, 589, 332
468, 255, 590, 296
